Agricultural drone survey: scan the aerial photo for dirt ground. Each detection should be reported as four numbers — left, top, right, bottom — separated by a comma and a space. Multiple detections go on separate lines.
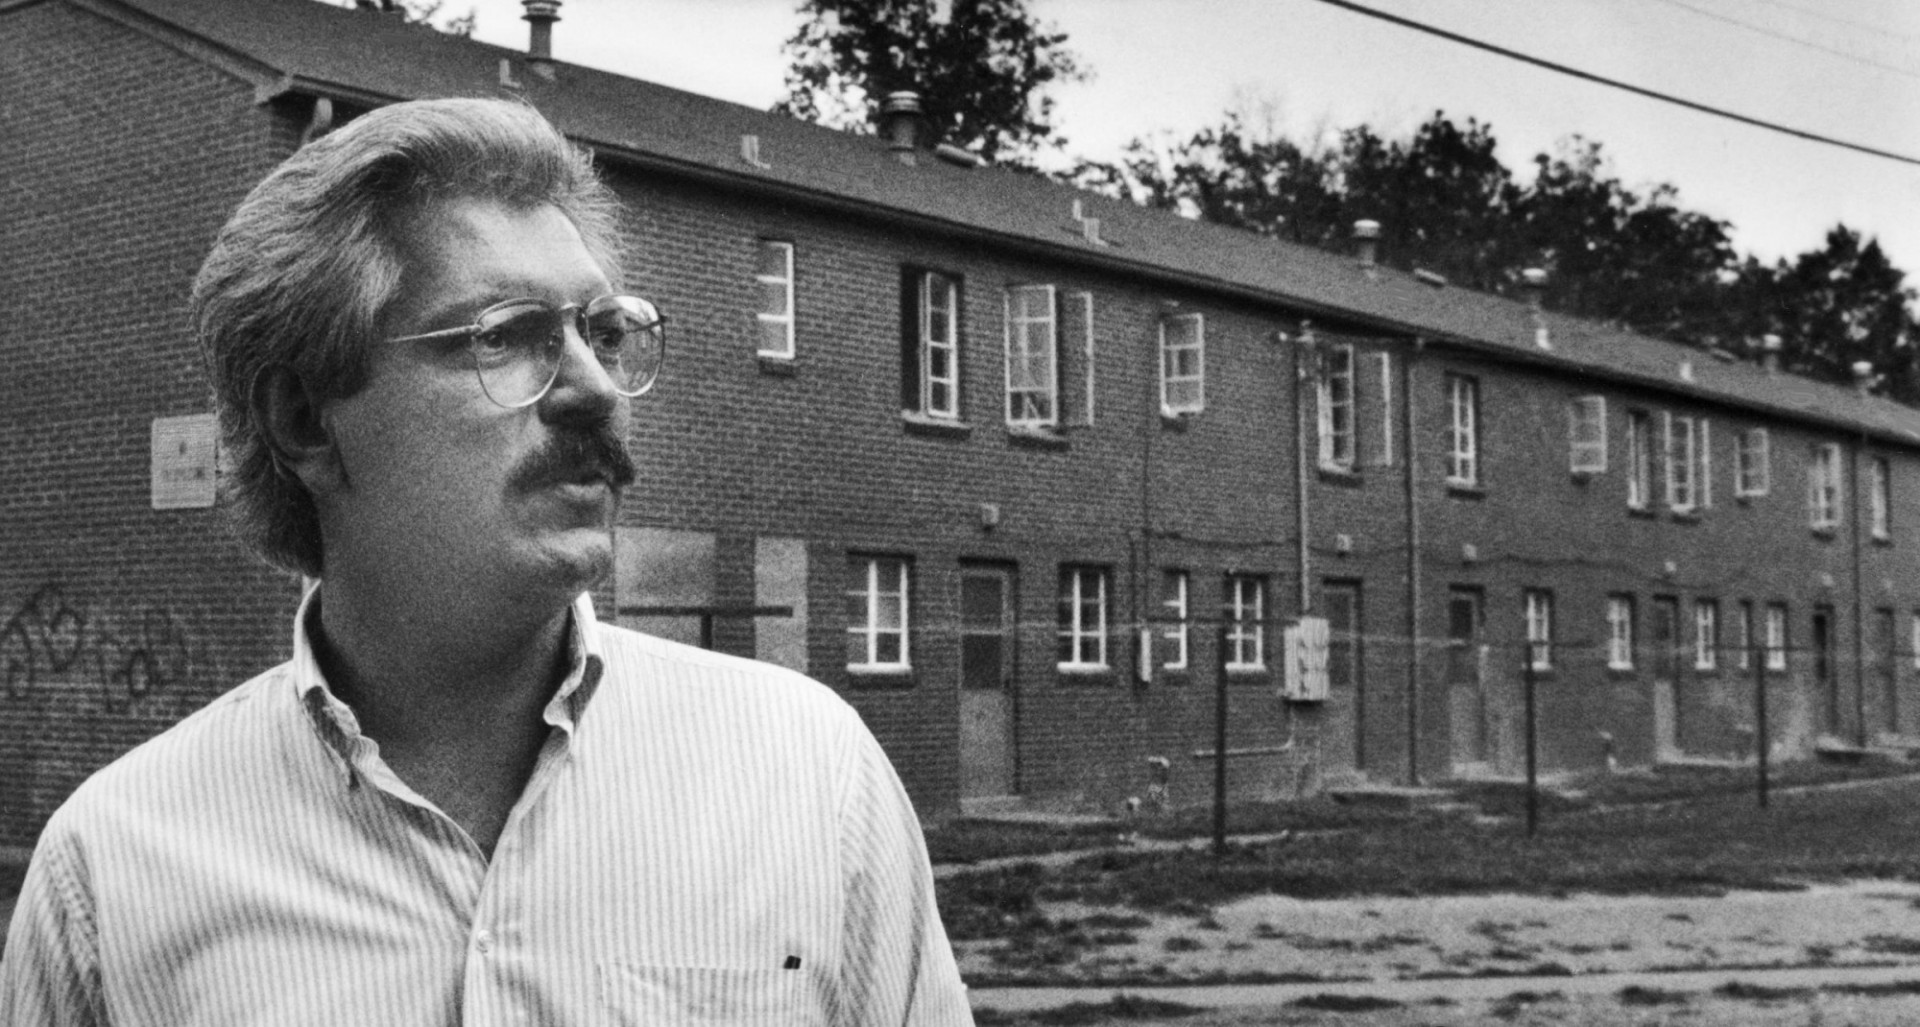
962, 879, 1920, 1025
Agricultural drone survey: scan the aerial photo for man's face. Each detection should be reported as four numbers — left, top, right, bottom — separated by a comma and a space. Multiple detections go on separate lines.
317, 197, 635, 608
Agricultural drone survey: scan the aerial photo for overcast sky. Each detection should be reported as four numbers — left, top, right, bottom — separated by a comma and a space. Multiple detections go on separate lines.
455, 0, 1920, 279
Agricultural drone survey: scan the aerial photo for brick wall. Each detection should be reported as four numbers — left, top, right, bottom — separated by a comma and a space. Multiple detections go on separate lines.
0, 3, 303, 848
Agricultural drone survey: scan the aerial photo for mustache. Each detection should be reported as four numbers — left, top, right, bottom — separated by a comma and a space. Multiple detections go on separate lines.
515, 422, 638, 491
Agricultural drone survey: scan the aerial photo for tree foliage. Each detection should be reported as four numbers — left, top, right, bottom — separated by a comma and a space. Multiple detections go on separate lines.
1079, 111, 1917, 402
774, 0, 1085, 166
336, 0, 475, 37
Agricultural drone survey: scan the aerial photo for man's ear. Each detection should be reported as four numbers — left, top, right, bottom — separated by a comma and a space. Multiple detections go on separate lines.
249, 364, 345, 494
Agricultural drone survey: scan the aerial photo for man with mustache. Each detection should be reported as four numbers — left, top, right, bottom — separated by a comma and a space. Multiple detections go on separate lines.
1, 99, 972, 1025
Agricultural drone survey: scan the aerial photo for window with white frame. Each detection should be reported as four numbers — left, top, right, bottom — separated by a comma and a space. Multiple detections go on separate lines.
1005, 284, 1058, 428
1160, 314, 1204, 415
1524, 589, 1554, 671
1057, 566, 1109, 670
1765, 602, 1788, 671
1373, 351, 1395, 467
754, 240, 795, 358
1607, 595, 1635, 670
1569, 395, 1607, 473
1698, 420, 1714, 508
846, 556, 910, 671
1732, 601, 1753, 671
1809, 443, 1843, 530
1694, 599, 1719, 671
1627, 410, 1652, 509
1736, 428, 1771, 497
1911, 610, 1920, 671
1446, 374, 1479, 486
1225, 574, 1266, 670
1318, 343, 1356, 469
1664, 413, 1697, 512
903, 269, 961, 419
1871, 457, 1891, 540
1160, 569, 1189, 671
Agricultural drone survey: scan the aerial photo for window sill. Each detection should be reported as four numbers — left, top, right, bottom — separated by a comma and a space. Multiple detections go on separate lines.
1444, 481, 1485, 499
756, 354, 797, 376
900, 412, 973, 439
1606, 665, 1636, 679
1057, 666, 1117, 685
1160, 410, 1197, 431
1569, 469, 1602, 483
1627, 505, 1658, 520
1008, 425, 1070, 451
844, 666, 914, 689
1670, 509, 1701, 524
1810, 526, 1839, 541
1317, 465, 1362, 487
1873, 534, 1893, 547
1225, 665, 1271, 681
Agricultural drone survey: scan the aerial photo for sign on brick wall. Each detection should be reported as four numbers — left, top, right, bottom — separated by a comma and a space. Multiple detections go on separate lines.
150, 414, 217, 510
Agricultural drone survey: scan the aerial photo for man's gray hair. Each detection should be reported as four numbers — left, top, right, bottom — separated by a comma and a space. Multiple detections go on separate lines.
192, 98, 625, 578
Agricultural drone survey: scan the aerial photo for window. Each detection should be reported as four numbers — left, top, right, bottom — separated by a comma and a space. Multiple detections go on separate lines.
1664, 413, 1697, 512
1627, 410, 1653, 509
1057, 566, 1109, 670
1606, 595, 1635, 670
1569, 395, 1607, 473
901, 269, 961, 419
1911, 611, 1920, 671
1005, 284, 1058, 428
847, 556, 910, 671
1225, 575, 1266, 670
1373, 351, 1396, 467
1765, 603, 1788, 671
1318, 343, 1356, 469
754, 240, 795, 358
1734, 601, 1754, 671
1160, 570, 1189, 671
1524, 589, 1554, 671
1446, 374, 1479, 486
1159, 314, 1204, 415
1736, 428, 1771, 497
1809, 443, 1843, 530
1694, 599, 1719, 671
1871, 457, 1891, 540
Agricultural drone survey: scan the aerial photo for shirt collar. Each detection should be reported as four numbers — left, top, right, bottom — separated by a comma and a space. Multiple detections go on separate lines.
290, 585, 608, 784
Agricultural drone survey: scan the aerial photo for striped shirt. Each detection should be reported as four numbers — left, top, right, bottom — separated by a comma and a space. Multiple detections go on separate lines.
1, 592, 973, 1026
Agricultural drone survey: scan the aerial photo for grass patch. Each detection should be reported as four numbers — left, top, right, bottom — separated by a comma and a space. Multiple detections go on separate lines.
1618, 985, 1691, 1006
1287, 993, 1402, 1012
973, 994, 1206, 1026
937, 775, 1920, 928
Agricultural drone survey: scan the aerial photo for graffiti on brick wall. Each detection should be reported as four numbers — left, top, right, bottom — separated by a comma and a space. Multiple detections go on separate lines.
1, 584, 196, 711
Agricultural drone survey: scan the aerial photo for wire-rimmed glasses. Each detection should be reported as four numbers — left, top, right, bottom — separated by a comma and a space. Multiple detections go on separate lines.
389, 294, 667, 408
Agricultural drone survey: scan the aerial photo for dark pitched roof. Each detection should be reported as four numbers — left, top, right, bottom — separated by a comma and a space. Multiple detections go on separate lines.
97, 0, 1920, 446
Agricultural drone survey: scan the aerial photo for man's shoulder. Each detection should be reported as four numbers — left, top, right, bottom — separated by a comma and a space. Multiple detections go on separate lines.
590, 623, 857, 727
51, 666, 294, 827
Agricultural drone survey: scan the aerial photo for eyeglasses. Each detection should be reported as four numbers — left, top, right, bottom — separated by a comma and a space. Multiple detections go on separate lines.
388, 294, 667, 408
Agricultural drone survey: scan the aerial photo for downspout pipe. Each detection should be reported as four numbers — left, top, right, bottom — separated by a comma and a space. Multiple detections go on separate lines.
1403, 337, 1424, 785
1296, 324, 1316, 616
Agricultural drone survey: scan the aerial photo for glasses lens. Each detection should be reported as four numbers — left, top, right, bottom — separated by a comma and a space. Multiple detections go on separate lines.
585, 295, 666, 398
473, 302, 563, 407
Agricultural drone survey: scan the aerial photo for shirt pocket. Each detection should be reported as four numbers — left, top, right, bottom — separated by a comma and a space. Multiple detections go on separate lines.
596, 963, 827, 1027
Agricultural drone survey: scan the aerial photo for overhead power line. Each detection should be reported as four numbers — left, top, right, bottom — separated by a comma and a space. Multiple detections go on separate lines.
1306, 0, 1920, 168
1644, 0, 1920, 82
1740, 0, 1920, 45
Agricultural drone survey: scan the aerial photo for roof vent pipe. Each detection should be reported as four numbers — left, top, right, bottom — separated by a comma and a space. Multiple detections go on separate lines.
1762, 334, 1783, 374
1521, 268, 1549, 349
523, 1, 561, 73
1353, 219, 1380, 268
1853, 360, 1875, 395
879, 91, 926, 165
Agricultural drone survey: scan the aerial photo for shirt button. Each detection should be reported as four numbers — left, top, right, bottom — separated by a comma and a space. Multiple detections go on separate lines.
474, 929, 494, 954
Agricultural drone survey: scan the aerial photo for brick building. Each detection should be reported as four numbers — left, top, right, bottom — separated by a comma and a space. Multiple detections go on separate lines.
5, 0, 1919, 848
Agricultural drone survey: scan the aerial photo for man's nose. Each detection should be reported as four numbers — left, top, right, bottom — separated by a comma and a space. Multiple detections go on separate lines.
539, 317, 622, 421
